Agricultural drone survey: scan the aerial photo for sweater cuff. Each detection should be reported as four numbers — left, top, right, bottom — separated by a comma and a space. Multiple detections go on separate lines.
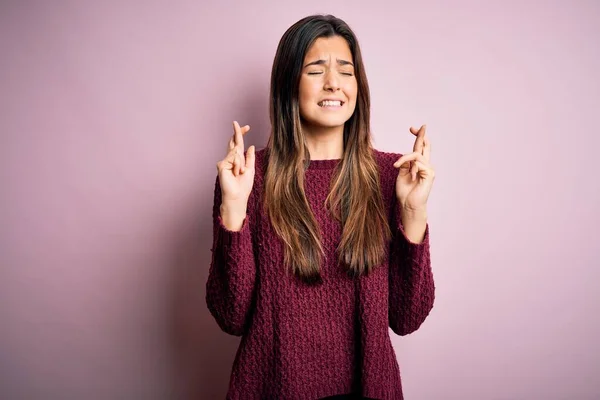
397, 220, 430, 247
395, 201, 430, 249
395, 219, 430, 274
217, 214, 251, 248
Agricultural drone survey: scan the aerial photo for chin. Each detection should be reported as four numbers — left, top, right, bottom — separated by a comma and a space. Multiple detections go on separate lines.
311, 115, 352, 128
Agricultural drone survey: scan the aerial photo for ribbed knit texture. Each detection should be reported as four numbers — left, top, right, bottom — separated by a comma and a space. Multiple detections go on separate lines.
206, 148, 435, 400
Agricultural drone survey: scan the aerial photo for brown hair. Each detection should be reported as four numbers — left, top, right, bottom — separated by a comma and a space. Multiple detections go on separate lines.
264, 14, 392, 284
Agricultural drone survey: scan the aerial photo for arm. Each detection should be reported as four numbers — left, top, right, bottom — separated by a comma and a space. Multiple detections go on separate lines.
388, 198, 435, 336
205, 175, 257, 336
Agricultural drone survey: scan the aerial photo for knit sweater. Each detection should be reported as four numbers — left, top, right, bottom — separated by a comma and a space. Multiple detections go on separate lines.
206, 147, 435, 400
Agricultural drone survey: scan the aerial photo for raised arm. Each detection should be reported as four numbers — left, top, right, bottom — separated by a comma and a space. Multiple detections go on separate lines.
388, 124, 436, 335
388, 196, 435, 336
205, 121, 258, 336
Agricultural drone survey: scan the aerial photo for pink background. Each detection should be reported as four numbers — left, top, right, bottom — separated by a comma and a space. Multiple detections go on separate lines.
1, 1, 598, 399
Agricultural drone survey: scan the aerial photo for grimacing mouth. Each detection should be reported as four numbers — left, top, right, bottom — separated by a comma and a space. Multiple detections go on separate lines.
317, 100, 345, 107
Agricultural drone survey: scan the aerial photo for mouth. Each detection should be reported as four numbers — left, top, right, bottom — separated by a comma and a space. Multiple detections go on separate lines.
318, 100, 344, 107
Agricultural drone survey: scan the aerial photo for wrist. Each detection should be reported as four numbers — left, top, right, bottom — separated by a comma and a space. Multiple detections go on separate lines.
400, 209, 428, 244
221, 195, 248, 211
220, 204, 247, 232
220, 203, 247, 218
400, 205, 428, 221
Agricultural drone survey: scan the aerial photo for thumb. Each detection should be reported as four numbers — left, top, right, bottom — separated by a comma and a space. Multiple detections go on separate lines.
245, 145, 256, 170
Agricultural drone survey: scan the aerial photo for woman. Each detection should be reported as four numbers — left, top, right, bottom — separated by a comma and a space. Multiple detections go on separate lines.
206, 14, 435, 400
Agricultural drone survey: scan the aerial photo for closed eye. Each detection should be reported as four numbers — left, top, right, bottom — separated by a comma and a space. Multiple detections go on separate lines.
307, 72, 354, 76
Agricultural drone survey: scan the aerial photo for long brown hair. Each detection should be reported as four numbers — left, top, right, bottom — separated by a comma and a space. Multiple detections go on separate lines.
264, 14, 392, 284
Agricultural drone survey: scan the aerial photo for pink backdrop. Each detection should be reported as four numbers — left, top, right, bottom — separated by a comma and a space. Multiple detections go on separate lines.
1, 1, 598, 399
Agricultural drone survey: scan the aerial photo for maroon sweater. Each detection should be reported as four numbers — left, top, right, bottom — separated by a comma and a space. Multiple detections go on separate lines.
206, 148, 435, 400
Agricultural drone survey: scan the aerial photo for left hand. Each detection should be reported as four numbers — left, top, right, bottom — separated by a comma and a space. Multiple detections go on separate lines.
393, 124, 435, 212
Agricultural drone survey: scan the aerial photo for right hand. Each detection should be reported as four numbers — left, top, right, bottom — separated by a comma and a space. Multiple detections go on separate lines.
216, 121, 256, 207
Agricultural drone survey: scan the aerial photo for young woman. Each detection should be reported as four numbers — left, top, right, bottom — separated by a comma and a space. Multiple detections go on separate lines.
206, 14, 436, 400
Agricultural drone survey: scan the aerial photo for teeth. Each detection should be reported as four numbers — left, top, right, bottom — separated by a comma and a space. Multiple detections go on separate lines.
319, 100, 342, 107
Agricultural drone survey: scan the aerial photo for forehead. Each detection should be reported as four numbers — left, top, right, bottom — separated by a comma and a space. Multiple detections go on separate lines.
304, 36, 352, 61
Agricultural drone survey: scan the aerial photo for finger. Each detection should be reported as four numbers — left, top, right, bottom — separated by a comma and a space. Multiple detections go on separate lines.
413, 160, 434, 173
394, 151, 426, 167
226, 147, 238, 175
230, 121, 239, 151
218, 148, 235, 173
233, 121, 251, 154
233, 121, 243, 155
227, 150, 236, 175
234, 152, 244, 176
409, 124, 425, 137
412, 160, 435, 181
422, 134, 431, 163
229, 125, 250, 152
412, 125, 426, 153
233, 121, 244, 156
415, 161, 435, 180
240, 126, 250, 161
393, 151, 427, 168
245, 145, 255, 171
410, 125, 426, 179
407, 160, 434, 182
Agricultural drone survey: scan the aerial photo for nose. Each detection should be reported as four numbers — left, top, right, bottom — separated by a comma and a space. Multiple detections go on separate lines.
323, 70, 340, 91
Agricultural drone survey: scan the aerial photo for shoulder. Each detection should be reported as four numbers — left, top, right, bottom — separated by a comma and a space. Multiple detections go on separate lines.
372, 147, 403, 180
371, 148, 402, 204
251, 147, 269, 186
254, 147, 268, 171
370, 148, 402, 215
247, 147, 268, 194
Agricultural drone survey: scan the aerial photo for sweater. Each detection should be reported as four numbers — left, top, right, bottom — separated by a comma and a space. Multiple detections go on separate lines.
206, 147, 435, 400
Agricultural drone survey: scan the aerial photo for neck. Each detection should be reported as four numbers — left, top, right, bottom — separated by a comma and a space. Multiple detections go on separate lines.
303, 124, 344, 160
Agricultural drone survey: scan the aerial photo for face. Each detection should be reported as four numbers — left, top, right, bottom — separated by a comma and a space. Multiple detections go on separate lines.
298, 35, 358, 133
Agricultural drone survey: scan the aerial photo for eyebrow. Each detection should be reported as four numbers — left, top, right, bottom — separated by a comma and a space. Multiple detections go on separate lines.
303, 59, 354, 68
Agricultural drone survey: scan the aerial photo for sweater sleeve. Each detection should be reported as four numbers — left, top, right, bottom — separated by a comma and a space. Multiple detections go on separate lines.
205, 175, 257, 336
388, 198, 435, 336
